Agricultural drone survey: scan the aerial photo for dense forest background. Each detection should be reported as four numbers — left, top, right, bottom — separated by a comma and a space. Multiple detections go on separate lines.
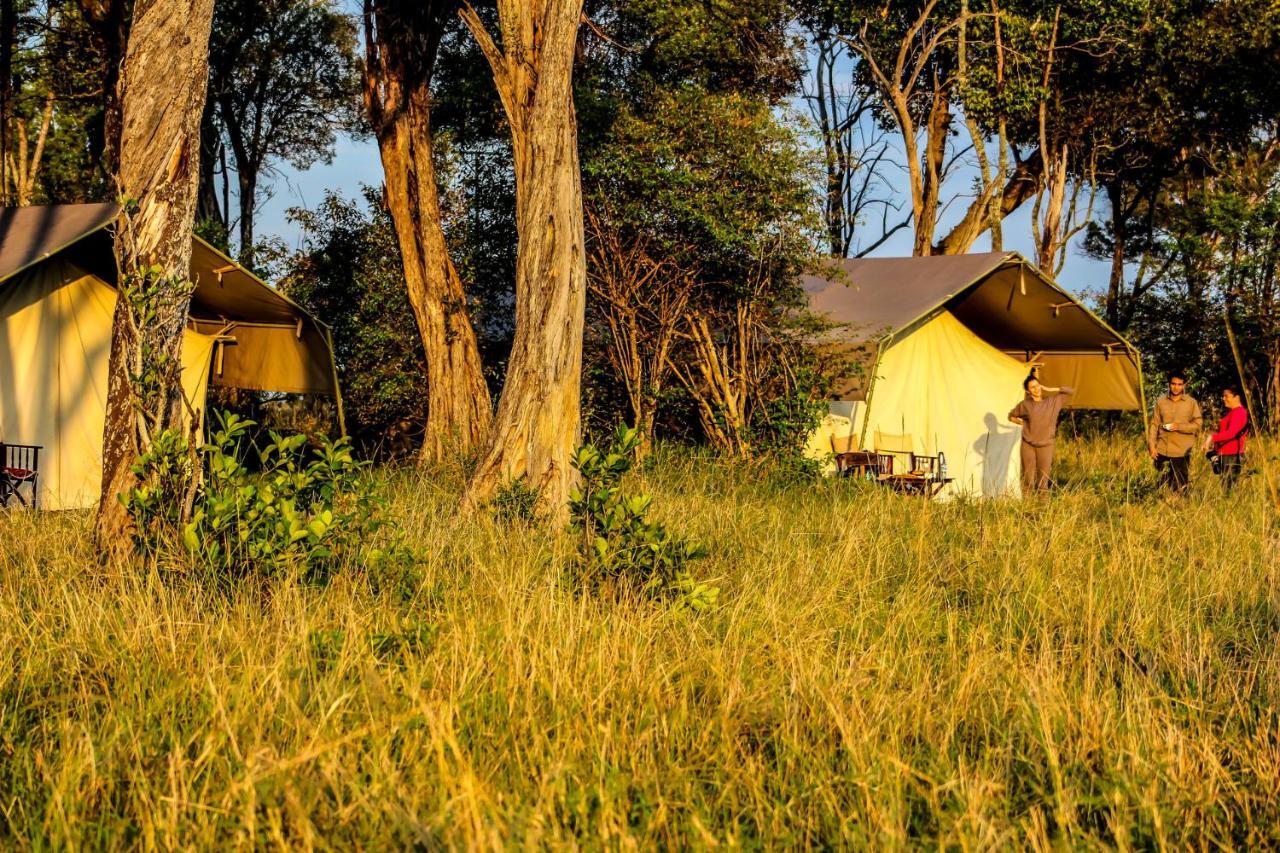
4, 0, 1279, 458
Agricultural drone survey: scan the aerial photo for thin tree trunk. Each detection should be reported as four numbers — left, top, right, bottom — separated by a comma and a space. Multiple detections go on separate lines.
237, 162, 256, 264
196, 100, 223, 229
461, 0, 587, 513
1105, 180, 1126, 326
1, 0, 12, 206
1035, 146, 1069, 268
364, 0, 492, 465
5, 91, 54, 205
95, 0, 216, 558
914, 85, 949, 255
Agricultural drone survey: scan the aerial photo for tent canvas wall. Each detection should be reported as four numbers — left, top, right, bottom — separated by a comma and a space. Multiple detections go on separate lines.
803, 252, 1144, 497
0, 203, 340, 510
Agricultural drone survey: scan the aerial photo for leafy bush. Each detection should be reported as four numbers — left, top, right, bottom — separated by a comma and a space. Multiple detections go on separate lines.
569, 426, 717, 610
489, 478, 543, 524
126, 411, 406, 582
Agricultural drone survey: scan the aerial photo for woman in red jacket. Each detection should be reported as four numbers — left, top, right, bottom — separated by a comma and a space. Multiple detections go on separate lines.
1203, 385, 1249, 491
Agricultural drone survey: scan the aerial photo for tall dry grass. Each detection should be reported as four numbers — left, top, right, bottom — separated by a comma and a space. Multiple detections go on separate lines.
1, 433, 1277, 847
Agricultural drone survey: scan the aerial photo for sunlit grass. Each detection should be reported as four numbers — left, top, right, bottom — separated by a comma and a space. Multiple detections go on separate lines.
1, 433, 1277, 846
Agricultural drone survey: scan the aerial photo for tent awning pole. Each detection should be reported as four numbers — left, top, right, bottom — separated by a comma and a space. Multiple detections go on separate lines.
857, 333, 892, 451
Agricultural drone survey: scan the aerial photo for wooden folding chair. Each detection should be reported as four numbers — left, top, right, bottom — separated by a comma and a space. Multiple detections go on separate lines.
0, 443, 42, 509
873, 430, 918, 476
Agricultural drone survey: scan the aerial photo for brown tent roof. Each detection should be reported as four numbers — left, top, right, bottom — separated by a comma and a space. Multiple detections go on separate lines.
802, 252, 1132, 352
0, 202, 323, 327
0, 202, 118, 283
804, 252, 1143, 409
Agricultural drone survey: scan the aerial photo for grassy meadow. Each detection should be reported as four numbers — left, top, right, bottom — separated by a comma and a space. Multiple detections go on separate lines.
1, 431, 1278, 847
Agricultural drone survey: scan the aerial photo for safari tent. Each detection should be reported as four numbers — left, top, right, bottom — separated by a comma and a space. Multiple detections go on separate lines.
802, 252, 1144, 498
0, 203, 340, 510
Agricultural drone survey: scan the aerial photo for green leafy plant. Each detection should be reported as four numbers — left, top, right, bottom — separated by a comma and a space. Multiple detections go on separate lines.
569, 426, 717, 610
489, 478, 543, 523
125, 411, 408, 582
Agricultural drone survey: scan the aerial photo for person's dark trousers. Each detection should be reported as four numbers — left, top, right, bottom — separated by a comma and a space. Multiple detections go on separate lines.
1218, 454, 1244, 491
1156, 454, 1191, 494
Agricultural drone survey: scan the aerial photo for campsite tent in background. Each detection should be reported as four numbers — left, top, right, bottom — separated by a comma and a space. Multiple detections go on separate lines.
802, 252, 1144, 498
0, 203, 340, 510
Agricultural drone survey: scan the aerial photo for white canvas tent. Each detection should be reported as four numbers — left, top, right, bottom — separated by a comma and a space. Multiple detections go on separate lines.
0, 203, 341, 510
802, 253, 1145, 498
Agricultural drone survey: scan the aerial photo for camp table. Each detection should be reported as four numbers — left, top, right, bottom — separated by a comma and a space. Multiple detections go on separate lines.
877, 472, 953, 499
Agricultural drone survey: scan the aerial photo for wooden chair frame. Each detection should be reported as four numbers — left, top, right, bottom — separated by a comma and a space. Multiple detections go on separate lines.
0, 443, 42, 510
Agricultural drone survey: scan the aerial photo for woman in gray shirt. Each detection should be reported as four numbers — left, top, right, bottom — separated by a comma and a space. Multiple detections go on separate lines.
1008, 374, 1075, 494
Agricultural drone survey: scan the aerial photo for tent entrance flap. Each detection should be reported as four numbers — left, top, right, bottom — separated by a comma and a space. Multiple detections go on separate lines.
859, 311, 1025, 498
188, 320, 334, 396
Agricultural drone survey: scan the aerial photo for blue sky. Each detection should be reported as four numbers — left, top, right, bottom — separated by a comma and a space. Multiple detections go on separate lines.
255, 116, 1113, 301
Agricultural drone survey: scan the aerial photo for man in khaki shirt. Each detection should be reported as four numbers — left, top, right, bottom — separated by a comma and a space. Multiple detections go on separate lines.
1147, 371, 1202, 494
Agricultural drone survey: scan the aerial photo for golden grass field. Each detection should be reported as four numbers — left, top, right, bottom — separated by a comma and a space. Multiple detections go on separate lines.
1, 431, 1277, 848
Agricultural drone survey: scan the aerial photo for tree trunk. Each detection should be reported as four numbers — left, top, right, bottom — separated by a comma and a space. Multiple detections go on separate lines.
236, 159, 256, 264
913, 86, 950, 256
78, 0, 129, 177
375, 85, 492, 463
933, 149, 1042, 255
1104, 180, 1126, 327
1, 0, 13, 205
196, 99, 223, 229
364, 0, 492, 465
95, 0, 216, 559
1035, 146, 1069, 269
461, 0, 587, 513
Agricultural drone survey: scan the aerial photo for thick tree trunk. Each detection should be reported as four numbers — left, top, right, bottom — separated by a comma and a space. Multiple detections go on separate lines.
375, 85, 492, 463
933, 149, 1042, 255
461, 0, 587, 513
363, 0, 492, 465
913, 87, 950, 256
95, 0, 216, 559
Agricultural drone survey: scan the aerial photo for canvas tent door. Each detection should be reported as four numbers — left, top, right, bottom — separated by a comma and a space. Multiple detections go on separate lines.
0, 258, 216, 510
863, 310, 1027, 498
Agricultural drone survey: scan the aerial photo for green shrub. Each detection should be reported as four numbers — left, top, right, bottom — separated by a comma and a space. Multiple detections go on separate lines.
569, 426, 717, 610
125, 411, 406, 582
489, 478, 543, 523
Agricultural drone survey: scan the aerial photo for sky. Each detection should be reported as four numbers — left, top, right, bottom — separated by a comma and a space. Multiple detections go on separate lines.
253, 95, 1114, 301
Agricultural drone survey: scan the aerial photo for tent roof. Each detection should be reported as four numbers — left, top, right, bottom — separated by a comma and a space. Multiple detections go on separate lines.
0, 202, 325, 329
0, 202, 118, 283
801, 252, 1133, 353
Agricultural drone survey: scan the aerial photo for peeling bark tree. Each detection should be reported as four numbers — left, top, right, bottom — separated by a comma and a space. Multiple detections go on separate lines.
95, 0, 216, 558
460, 0, 587, 512
364, 0, 492, 465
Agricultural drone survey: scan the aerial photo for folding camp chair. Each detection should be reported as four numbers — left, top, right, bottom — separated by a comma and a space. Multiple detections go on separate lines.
872, 430, 914, 475
0, 443, 41, 509
872, 430, 938, 477
829, 429, 890, 478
